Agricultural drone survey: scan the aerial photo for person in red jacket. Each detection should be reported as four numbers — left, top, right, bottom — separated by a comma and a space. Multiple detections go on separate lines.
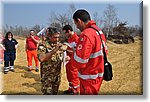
71, 9, 107, 95
62, 25, 79, 95
25, 30, 39, 72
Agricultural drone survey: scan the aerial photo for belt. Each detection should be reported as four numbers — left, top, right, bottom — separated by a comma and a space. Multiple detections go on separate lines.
28, 48, 37, 51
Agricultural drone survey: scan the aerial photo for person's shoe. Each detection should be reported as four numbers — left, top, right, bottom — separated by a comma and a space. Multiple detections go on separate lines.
73, 91, 79, 95
4, 67, 9, 74
4, 71, 8, 74
64, 89, 74, 95
35, 68, 39, 72
10, 69, 15, 72
64, 89, 79, 95
28, 68, 33, 71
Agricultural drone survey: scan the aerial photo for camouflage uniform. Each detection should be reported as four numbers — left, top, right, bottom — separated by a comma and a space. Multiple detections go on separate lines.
37, 40, 63, 95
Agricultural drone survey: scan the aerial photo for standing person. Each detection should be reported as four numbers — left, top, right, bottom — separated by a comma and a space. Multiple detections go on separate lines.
71, 9, 107, 95
1, 32, 18, 74
25, 30, 39, 72
0, 33, 4, 64
62, 25, 80, 95
37, 27, 66, 95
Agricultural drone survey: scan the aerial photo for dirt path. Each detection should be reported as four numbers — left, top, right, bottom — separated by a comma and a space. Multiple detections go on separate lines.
0, 36, 143, 95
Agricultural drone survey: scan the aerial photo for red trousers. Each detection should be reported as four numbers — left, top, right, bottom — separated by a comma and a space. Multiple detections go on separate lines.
66, 60, 79, 91
80, 77, 103, 95
26, 50, 39, 67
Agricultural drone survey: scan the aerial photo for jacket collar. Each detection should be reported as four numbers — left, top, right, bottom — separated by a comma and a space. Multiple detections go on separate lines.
85, 20, 96, 28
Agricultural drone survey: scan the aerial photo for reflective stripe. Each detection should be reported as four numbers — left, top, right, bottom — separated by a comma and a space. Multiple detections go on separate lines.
74, 85, 80, 88
4, 67, 9, 71
101, 40, 106, 48
69, 85, 80, 89
90, 49, 103, 58
96, 30, 103, 35
28, 66, 32, 68
101, 41, 107, 53
74, 52, 89, 63
74, 49, 103, 63
9, 66, 14, 70
74, 42, 105, 63
99, 31, 103, 34
78, 72, 104, 80
69, 86, 72, 88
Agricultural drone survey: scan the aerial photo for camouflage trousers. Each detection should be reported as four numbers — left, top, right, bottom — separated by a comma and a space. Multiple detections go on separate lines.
41, 74, 61, 95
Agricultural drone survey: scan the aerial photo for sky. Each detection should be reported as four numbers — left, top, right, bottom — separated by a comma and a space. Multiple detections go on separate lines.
0, 0, 142, 29
1, 0, 150, 102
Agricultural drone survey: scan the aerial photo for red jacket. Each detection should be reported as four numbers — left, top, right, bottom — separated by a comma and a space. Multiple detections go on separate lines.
71, 20, 107, 80
26, 36, 39, 50
66, 32, 79, 57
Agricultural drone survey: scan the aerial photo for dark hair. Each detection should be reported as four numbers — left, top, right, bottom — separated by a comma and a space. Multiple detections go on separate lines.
62, 25, 73, 32
47, 27, 60, 36
30, 29, 35, 34
73, 9, 91, 23
30, 29, 35, 32
5, 31, 13, 39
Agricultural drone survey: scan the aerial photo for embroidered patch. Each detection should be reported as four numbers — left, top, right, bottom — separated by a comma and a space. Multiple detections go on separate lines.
77, 44, 82, 50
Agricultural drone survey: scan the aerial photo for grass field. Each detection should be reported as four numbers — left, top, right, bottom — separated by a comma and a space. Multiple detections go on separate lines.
0, 36, 143, 95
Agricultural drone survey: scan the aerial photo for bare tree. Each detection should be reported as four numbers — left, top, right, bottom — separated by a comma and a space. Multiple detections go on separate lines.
102, 4, 119, 38
69, 3, 76, 13
3, 25, 32, 37
32, 25, 41, 33
67, 3, 77, 31
49, 11, 70, 31
56, 14, 70, 28
93, 12, 101, 28
48, 4, 77, 32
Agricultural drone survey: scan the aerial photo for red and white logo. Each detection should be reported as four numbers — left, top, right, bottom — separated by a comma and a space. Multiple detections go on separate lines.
77, 44, 82, 50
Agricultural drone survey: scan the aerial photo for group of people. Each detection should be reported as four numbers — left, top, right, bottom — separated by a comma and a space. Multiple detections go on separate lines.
0, 30, 40, 74
0, 9, 107, 95
37, 9, 107, 95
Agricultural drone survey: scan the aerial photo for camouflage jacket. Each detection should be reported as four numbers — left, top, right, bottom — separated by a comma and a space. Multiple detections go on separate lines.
37, 40, 64, 76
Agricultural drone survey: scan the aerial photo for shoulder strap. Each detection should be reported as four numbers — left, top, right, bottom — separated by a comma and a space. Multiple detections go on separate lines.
88, 26, 108, 62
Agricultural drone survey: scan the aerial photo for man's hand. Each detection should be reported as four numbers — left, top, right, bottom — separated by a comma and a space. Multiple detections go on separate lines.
30, 35, 39, 44
60, 44, 68, 51
55, 43, 63, 50
30, 35, 34, 39
65, 56, 70, 61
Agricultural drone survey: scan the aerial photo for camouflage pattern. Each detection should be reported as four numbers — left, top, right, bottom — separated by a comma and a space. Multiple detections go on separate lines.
37, 40, 63, 95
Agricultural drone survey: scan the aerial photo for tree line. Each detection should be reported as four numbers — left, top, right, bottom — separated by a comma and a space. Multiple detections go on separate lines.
2, 4, 142, 40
